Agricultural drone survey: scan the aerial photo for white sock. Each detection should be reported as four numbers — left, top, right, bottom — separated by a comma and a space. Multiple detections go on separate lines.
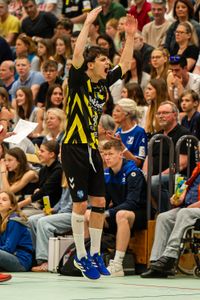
71, 212, 87, 260
114, 251, 125, 265
89, 227, 102, 256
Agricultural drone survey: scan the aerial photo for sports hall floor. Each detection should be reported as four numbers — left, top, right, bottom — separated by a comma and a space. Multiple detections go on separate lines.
1, 272, 200, 300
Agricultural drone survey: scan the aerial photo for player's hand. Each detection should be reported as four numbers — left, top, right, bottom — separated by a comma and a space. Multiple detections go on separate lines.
124, 14, 138, 36
85, 6, 102, 26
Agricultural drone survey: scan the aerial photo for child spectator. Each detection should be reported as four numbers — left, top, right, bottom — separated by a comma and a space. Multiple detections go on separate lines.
0, 190, 33, 271
18, 140, 63, 216
180, 89, 200, 139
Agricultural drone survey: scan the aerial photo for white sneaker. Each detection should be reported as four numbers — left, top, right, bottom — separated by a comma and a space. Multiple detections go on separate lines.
107, 260, 124, 277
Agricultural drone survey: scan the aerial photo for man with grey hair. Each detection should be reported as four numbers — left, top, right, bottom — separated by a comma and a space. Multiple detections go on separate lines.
0, 60, 15, 99
142, 0, 172, 48
143, 101, 193, 212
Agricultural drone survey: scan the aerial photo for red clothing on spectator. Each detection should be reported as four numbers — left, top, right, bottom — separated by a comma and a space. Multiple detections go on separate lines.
129, 1, 151, 31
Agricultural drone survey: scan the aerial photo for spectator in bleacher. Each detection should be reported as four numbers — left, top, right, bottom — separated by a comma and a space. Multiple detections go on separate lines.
167, 55, 200, 105
124, 50, 150, 91
62, 0, 92, 31
169, 21, 199, 72
112, 98, 148, 167
142, 0, 172, 49
129, 0, 151, 32
0, 190, 33, 272
150, 47, 169, 81
21, 0, 58, 39
29, 174, 72, 272
54, 18, 74, 39
105, 18, 119, 50
143, 101, 193, 212
121, 82, 148, 128
103, 139, 147, 276
42, 108, 66, 145
15, 33, 38, 71
15, 86, 44, 138
0, 147, 38, 198
141, 161, 200, 278
0, 37, 13, 64
18, 140, 63, 216
0, 60, 15, 100
96, 33, 120, 66
0, 0, 21, 46
45, 84, 63, 111
180, 89, 200, 140
53, 35, 72, 79
34, 38, 54, 72
164, 0, 200, 54
144, 78, 168, 138
43, 0, 62, 17
10, 56, 45, 105
133, 31, 154, 74
97, 0, 126, 34
0, 87, 14, 120
36, 60, 62, 108
8, 0, 25, 20
88, 19, 100, 46
98, 114, 116, 142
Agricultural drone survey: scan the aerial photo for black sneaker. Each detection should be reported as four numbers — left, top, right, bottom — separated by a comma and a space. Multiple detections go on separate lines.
151, 256, 176, 272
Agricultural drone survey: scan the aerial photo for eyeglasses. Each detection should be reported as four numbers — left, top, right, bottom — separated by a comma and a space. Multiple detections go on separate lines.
155, 111, 174, 116
175, 30, 187, 34
43, 69, 57, 73
151, 55, 163, 60
169, 55, 181, 63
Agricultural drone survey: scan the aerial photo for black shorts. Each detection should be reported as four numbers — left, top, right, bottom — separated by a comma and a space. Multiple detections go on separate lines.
104, 209, 147, 235
61, 144, 105, 202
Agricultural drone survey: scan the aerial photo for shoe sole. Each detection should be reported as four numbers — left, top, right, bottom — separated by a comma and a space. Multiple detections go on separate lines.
0, 275, 12, 282
74, 259, 100, 280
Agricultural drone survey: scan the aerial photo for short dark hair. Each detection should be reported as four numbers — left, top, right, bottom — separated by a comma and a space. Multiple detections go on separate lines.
103, 140, 123, 151
169, 55, 187, 68
83, 46, 109, 65
42, 60, 58, 71
56, 18, 74, 33
180, 89, 199, 103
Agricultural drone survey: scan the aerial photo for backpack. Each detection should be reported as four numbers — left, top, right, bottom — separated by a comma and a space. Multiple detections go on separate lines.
57, 238, 90, 276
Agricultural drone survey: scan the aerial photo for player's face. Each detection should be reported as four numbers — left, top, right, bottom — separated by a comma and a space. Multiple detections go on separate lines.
92, 55, 110, 80
180, 94, 197, 112
103, 147, 122, 168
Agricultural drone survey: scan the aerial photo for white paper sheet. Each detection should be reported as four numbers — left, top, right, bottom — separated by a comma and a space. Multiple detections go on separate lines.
4, 119, 38, 144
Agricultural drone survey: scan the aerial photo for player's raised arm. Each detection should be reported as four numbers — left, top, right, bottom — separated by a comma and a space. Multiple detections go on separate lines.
119, 15, 138, 75
72, 6, 102, 68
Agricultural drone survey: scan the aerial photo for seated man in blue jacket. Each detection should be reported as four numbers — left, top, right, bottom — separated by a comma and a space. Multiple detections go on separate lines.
102, 139, 147, 276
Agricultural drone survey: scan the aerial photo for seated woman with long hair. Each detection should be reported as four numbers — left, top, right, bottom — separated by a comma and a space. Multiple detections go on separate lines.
170, 21, 199, 72
0, 190, 33, 271
0, 147, 38, 199
144, 78, 169, 138
150, 47, 170, 81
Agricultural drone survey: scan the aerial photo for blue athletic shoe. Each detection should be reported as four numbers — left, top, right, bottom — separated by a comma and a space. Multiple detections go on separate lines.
90, 252, 110, 276
74, 256, 100, 280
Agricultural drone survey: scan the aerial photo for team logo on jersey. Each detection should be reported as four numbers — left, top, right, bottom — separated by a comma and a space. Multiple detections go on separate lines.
139, 146, 145, 157
69, 177, 75, 189
127, 136, 134, 145
131, 172, 136, 177
77, 190, 84, 199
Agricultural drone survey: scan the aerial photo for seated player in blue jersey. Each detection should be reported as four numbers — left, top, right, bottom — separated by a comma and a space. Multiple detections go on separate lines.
112, 98, 148, 167
61, 6, 138, 280
103, 139, 147, 276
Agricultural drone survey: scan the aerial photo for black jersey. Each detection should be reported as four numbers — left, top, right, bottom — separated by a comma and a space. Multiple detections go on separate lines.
63, 63, 122, 149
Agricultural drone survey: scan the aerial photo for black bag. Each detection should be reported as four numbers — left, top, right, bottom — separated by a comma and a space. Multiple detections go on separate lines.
57, 238, 90, 276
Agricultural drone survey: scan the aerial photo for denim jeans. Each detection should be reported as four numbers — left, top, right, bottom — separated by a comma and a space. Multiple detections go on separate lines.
0, 250, 25, 272
151, 174, 171, 213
